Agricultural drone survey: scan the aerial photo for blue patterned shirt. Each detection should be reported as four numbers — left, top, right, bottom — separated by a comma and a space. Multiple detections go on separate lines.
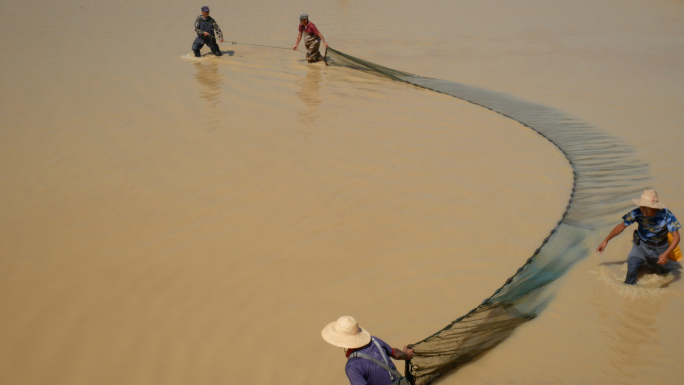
623, 208, 681, 243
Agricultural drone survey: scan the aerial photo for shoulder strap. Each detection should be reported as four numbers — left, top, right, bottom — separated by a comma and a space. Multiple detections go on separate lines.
349, 352, 401, 381
372, 337, 394, 380
372, 338, 390, 367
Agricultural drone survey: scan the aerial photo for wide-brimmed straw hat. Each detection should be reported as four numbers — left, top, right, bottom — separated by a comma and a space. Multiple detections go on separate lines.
321, 316, 371, 349
632, 189, 665, 209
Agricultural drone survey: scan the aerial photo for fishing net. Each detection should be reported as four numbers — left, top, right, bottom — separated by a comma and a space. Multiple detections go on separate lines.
325, 47, 648, 385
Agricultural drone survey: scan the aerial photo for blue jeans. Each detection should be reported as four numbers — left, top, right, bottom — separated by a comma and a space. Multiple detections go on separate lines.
625, 241, 670, 284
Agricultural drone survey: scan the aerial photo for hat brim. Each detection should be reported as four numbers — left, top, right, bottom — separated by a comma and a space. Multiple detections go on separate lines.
632, 198, 665, 209
321, 321, 371, 349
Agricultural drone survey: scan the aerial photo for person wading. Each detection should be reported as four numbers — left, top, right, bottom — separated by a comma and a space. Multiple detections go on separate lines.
192, 6, 224, 57
597, 189, 681, 284
321, 316, 413, 385
292, 13, 329, 63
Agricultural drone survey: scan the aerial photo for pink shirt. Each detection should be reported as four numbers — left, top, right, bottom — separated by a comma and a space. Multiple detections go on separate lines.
298, 22, 320, 36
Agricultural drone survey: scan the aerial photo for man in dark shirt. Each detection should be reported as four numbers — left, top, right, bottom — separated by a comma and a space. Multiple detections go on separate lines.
192, 6, 224, 57
292, 13, 329, 63
321, 316, 414, 385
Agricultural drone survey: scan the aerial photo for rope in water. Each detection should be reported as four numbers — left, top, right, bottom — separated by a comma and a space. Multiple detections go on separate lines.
201, 34, 303, 53
230, 41, 299, 52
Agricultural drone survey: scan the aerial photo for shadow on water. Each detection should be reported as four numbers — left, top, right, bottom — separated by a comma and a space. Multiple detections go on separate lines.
324, 47, 651, 385
200, 50, 235, 57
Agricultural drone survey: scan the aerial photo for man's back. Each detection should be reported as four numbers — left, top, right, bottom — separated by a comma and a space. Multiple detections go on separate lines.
345, 337, 397, 385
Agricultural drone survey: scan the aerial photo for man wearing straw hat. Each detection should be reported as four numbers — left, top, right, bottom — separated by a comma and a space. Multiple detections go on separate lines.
321, 316, 413, 385
597, 189, 681, 285
292, 13, 329, 63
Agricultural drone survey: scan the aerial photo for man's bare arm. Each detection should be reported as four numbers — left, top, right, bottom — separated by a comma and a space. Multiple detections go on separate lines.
597, 222, 628, 253
317, 32, 329, 47
293, 32, 303, 50
658, 230, 680, 265
390, 346, 414, 360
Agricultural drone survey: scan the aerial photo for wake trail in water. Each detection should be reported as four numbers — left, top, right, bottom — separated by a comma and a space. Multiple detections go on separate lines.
325, 47, 649, 385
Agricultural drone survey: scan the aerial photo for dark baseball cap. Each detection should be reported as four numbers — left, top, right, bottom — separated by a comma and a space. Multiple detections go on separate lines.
201, 6, 210, 12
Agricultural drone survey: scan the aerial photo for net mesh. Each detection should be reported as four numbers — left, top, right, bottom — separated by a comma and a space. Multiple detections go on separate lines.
325, 47, 648, 385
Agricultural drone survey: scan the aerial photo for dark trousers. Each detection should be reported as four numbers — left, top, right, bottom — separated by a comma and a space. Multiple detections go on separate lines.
192, 36, 221, 57
625, 241, 670, 285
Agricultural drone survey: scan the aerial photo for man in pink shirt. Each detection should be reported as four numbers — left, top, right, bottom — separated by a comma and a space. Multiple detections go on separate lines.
292, 13, 329, 63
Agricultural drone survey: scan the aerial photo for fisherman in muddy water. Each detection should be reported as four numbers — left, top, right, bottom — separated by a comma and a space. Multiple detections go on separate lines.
293, 13, 329, 63
192, 6, 224, 57
597, 189, 681, 285
321, 316, 414, 385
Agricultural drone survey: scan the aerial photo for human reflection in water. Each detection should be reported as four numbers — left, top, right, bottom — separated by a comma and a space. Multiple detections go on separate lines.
193, 61, 225, 106
296, 65, 323, 127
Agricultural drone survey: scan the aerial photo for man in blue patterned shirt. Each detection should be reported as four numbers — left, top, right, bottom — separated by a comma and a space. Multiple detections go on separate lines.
192, 6, 224, 57
597, 189, 681, 284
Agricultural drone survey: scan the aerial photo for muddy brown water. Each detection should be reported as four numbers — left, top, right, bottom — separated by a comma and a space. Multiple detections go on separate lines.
1, 0, 683, 384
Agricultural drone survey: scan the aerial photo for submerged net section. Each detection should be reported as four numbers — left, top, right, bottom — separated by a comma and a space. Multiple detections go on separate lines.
325, 47, 649, 385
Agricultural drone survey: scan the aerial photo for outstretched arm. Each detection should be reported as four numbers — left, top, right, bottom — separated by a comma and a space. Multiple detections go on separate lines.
596, 223, 628, 253
390, 346, 414, 361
